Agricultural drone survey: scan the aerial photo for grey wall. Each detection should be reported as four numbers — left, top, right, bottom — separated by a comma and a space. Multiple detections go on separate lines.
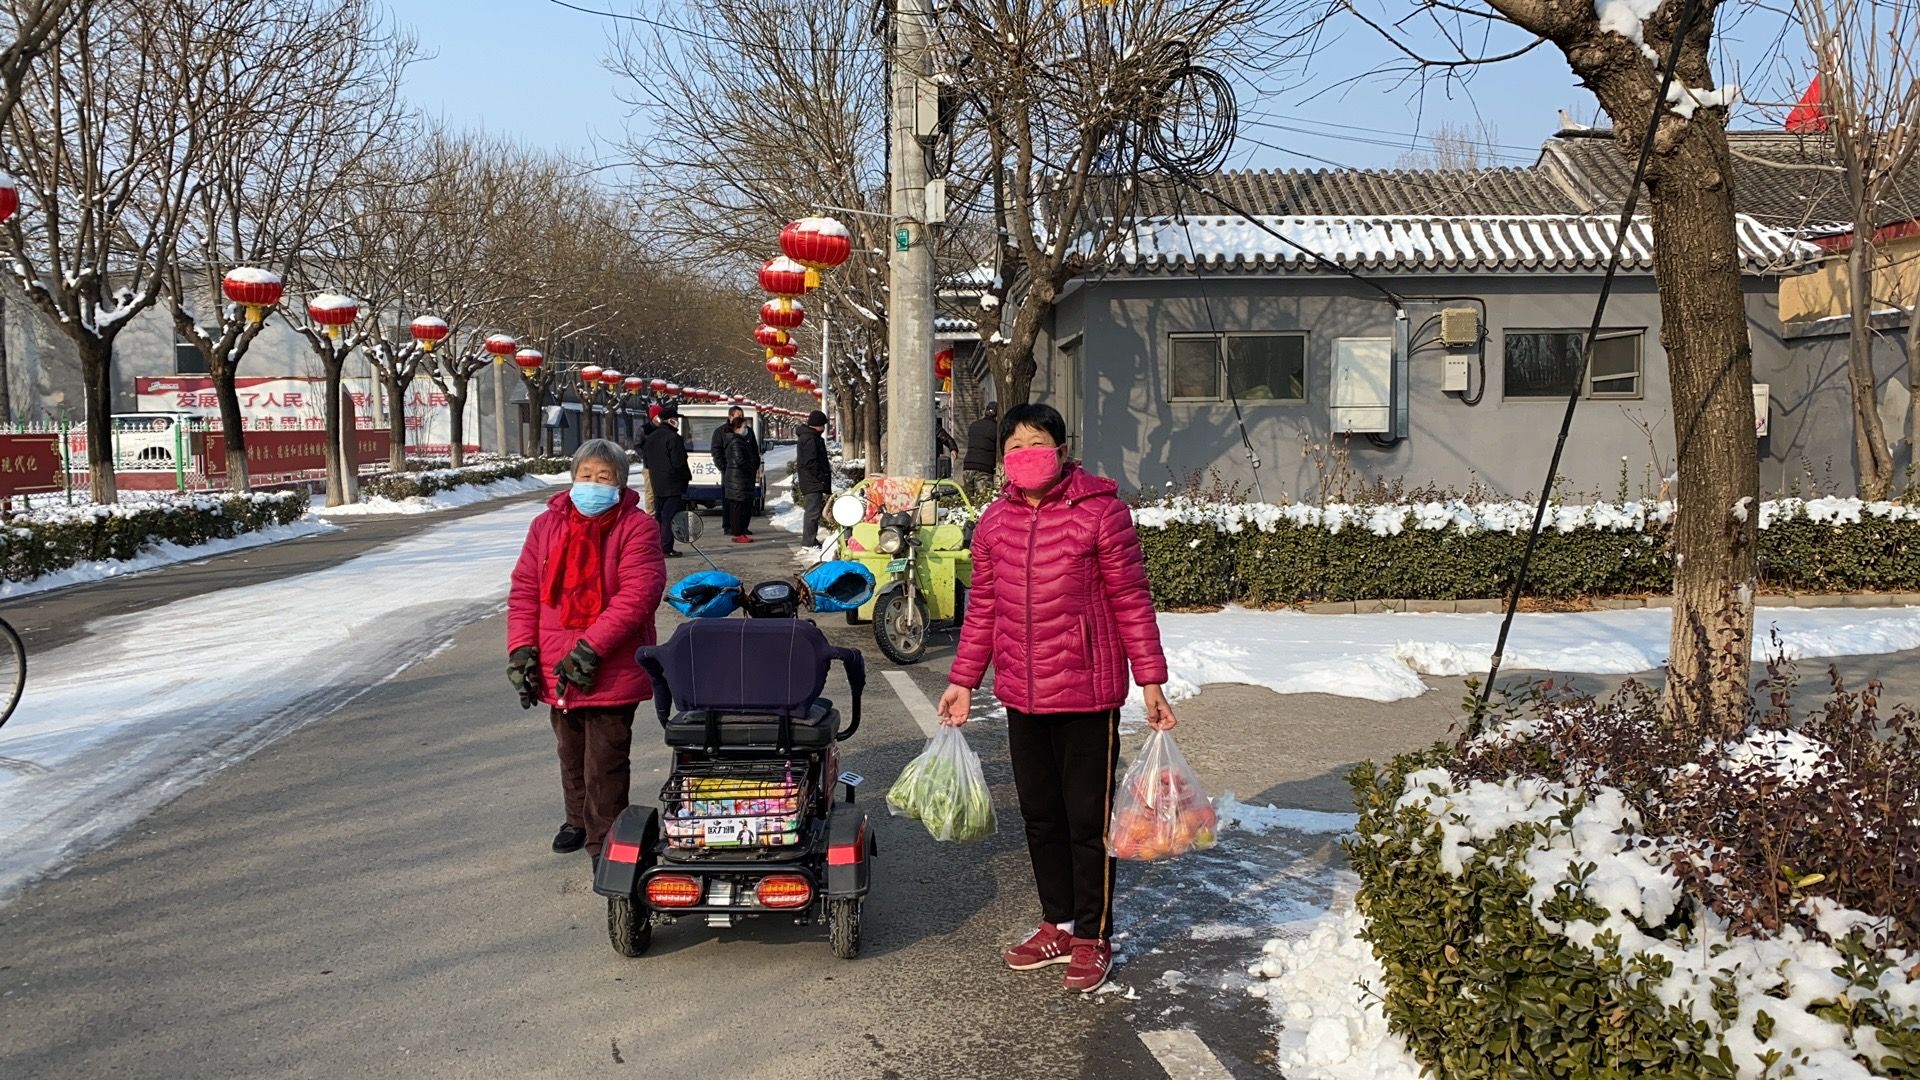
1044, 271, 1865, 500
1770, 318, 1912, 496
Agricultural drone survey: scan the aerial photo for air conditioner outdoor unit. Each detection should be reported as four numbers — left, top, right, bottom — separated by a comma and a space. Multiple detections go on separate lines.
1439, 307, 1480, 347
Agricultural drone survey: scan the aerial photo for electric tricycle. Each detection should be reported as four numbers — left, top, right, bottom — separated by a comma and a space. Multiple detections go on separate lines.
591, 514, 879, 958
829, 479, 977, 665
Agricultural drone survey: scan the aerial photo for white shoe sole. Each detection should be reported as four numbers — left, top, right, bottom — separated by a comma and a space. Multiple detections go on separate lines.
1005, 954, 1072, 971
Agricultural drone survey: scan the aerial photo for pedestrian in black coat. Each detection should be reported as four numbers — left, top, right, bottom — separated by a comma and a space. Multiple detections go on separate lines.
963, 402, 1000, 500
721, 415, 761, 542
640, 406, 692, 556
795, 411, 833, 545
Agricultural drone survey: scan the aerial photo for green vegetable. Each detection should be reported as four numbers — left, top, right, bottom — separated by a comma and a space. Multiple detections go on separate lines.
886, 727, 996, 842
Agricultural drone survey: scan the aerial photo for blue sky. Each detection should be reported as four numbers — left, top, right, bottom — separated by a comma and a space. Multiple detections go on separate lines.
389, 1, 1809, 175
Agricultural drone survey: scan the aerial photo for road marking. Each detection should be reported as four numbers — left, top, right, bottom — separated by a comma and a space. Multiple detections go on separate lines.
1139, 1029, 1235, 1080
881, 670, 942, 738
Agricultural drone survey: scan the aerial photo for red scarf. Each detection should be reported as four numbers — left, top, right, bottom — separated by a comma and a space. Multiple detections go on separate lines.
544, 502, 620, 629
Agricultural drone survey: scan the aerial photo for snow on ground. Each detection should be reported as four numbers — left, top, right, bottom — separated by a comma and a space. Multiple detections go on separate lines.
1250, 897, 1425, 1079
0, 499, 544, 903
312, 474, 552, 517
0, 520, 339, 600
1120, 606, 1920, 719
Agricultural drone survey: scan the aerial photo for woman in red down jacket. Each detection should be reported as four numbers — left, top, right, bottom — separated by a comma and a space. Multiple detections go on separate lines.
507, 439, 667, 868
937, 403, 1175, 994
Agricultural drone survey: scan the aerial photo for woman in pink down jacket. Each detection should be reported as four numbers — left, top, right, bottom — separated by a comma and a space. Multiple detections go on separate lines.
937, 403, 1175, 994
507, 439, 666, 869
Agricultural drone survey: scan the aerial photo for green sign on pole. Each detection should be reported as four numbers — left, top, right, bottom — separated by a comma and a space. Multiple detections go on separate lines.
895, 226, 911, 252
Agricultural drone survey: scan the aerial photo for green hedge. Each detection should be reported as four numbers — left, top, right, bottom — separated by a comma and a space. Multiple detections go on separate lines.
1347, 751, 1920, 1078
1, 492, 310, 584
361, 460, 536, 501
1138, 511, 1920, 609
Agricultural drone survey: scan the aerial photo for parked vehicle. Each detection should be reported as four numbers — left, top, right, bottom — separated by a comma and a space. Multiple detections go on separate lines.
591, 513, 878, 958
835, 480, 976, 665
678, 403, 765, 512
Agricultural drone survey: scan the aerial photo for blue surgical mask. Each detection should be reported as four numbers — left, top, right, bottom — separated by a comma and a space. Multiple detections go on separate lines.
569, 481, 620, 517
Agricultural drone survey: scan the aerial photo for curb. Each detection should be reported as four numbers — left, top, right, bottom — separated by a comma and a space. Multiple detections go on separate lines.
1296, 594, 1920, 615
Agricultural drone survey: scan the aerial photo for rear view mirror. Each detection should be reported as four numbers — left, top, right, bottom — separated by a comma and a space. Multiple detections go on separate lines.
830, 494, 867, 529
673, 510, 705, 544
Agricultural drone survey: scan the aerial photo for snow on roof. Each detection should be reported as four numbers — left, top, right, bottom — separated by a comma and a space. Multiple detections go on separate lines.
224, 267, 282, 285
1111, 214, 1817, 276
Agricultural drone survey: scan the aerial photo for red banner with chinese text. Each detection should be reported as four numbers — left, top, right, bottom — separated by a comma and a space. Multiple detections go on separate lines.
0, 434, 64, 496
198, 429, 391, 478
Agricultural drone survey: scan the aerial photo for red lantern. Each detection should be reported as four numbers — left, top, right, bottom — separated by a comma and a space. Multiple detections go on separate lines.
579, 365, 604, 389
664, 383, 681, 397
222, 268, 284, 325
306, 293, 360, 339
812, 387, 824, 400
733, 395, 747, 404
0, 172, 17, 225
485, 334, 519, 363
935, 348, 954, 381
624, 376, 644, 392
794, 375, 817, 391
760, 299, 804, 330
650, 378, 668, 393
515, 347, 545, 372
410, 315, 451, 353
601, 369, 625, 391
754, 324, 789, 348
779, 218, 853, 288
768, 341, 798, 360
759, 256, 810, 309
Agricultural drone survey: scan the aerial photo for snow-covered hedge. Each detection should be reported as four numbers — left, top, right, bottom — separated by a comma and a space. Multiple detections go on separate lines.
362, 459, 542, 501
1, 491, 310, 584
1134, 496, 1920, 608
1343, 687, 1920, 1079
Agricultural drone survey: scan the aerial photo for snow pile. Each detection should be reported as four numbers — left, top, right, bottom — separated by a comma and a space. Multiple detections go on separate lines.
1116, 606, 1920, 716
5, 489, 304, 528
1719, 728, 1832, 787
1249, 904, 1425, 1079
1214, 794, 1357, 837
1393, 767, 1920, 1078
0, 519, 335, 599
1132, 494, 1920, 539
313, 474, 547, 517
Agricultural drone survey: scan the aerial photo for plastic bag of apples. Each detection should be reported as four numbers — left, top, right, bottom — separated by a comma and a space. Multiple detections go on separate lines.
1105, 729, 1217, 861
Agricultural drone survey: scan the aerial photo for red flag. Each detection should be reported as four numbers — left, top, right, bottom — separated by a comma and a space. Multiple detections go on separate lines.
1785, 74, 1828, 133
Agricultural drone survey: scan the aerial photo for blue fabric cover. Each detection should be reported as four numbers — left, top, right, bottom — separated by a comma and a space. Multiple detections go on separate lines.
804, 561, 876, 612
666, 570, 742, 618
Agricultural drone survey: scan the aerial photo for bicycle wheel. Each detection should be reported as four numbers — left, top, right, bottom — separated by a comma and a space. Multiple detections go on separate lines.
0, 617, 23, 729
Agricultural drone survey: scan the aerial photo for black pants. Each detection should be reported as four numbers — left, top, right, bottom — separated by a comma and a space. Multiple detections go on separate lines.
654, 493, 684, 552
800, 490, 826, 545
723, 498, 751, 536
1006, 708, 1120, 940
550, 704, 637, 857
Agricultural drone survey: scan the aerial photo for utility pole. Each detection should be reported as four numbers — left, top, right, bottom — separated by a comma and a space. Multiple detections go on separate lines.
884, 0, 936, 478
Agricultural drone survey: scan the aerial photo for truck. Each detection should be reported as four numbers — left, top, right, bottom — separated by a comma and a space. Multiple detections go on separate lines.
678, 403, 765, 511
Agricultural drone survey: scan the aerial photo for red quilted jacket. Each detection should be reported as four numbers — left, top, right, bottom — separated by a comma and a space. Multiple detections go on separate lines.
949, 464, 1169, 713
506, 488, 667, 708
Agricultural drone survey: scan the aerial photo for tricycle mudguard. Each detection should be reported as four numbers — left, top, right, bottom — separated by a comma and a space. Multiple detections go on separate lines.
593, 806, 658, 899
824, 803, 873, 899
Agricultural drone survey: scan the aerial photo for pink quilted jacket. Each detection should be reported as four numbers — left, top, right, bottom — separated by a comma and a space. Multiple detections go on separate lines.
507, 488, 666, 709
949, 465, 1169, 713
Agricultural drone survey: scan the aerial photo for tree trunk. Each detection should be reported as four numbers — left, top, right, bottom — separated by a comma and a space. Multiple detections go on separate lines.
323, 351, 348, 507
80, 337, 117, 503
1908, 280, 1920, 466
212, 352, 251, 493
447, 382, 467, 468
862, 386, 881, 473
386, 370, 408, 473
0, 293, 12, 425
1648, 141, 1761, 742
1847, 226, 1895, 498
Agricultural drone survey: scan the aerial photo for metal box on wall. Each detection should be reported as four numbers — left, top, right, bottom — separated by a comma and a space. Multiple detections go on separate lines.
1331, 337, 1392, 434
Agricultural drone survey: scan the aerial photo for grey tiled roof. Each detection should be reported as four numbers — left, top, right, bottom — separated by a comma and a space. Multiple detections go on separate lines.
1138, 166, 1585, 218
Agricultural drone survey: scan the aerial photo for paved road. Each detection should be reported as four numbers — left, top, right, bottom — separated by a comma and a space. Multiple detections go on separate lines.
0, 500, 1307, 1080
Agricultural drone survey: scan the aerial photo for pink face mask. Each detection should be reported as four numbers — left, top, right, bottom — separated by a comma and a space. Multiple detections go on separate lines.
1004, 446, 1063, 491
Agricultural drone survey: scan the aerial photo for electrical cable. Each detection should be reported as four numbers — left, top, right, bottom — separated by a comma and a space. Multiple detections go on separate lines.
1170, 186, 1267, 500
547, 0, 884, 55
1469, 0, 1706, 732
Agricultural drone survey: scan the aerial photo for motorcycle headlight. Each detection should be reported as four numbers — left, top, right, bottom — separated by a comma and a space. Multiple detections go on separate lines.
877, 527, 904, 554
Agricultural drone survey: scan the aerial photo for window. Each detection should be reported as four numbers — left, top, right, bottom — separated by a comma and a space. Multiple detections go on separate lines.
1167, 333, 1307, 402
174, 342, 209, 375
1502, 330, 1642, 399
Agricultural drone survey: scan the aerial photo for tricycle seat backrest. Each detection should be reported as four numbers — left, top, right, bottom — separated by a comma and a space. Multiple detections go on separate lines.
637, 619, 865, 732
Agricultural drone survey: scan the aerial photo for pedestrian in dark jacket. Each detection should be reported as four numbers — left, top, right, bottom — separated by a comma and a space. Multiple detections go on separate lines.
721, 414, 760, 542
795, 410, 833, 545
640, 405, 692, 557
938, 403, 1173, 996
507, 438, 667, 865
963, 402, 1000, 500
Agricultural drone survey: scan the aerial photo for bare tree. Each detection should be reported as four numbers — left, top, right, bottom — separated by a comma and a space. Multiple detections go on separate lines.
0, 0, 80, 124
1348, 0, 1761, 737
1393, 120, 1502, 170
1, 0, 232, 502
166, 0, 412, 490
1794, 0, 1920, 498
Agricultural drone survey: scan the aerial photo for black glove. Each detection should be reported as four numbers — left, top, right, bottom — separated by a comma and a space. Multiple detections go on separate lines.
553, 639, 600, 694
508, 646, 542, 709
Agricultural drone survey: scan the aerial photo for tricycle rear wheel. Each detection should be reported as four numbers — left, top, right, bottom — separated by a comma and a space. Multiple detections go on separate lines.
607, 896, 652, 957
827, 898, 861, 959
874, 592, 927, 665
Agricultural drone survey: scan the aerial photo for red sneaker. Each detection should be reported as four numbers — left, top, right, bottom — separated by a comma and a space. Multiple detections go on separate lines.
1002, 924, 1073, 971
1062, 937, 1111, 992
732, 535, 753, 545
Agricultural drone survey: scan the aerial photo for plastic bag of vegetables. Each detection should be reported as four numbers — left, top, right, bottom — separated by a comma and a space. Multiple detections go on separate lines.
1106, 729, 1216, 861
886, 725, 997, 842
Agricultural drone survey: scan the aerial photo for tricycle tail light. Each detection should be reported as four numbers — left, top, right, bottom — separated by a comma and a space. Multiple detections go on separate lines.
754, 874, 813, 909
645, 874, 701, 908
